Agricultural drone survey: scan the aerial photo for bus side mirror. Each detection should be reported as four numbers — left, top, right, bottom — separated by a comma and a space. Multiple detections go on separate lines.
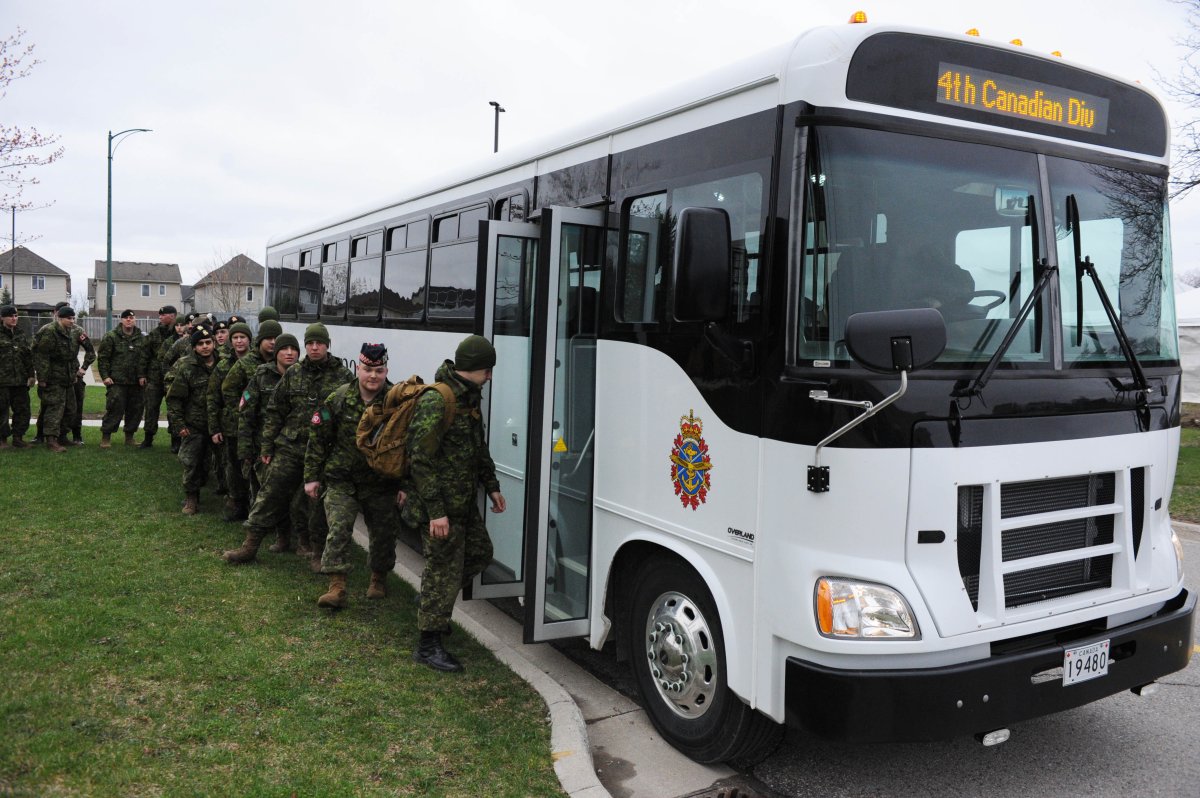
844, 308, 946, 372
673, 207, 731, 322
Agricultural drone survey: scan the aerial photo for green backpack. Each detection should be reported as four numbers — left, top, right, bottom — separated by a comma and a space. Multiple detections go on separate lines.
356, 375, 456, 479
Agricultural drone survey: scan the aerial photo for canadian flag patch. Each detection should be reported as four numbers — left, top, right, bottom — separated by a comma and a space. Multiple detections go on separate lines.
311, 410, 321, 425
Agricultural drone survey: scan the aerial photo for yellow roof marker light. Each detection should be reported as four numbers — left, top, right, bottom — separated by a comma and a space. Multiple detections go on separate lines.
1052, 50, 1063, 57
1010, 38, 1024, 46
848, 10, 868, 24
965, 28, 981, 37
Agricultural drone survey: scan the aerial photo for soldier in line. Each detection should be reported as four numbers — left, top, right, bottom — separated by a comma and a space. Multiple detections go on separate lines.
226, 319, 281, 516
223, 324, 351, 564
235, 331, 296, 547
161, 313, 197, 453
210, 320, 258, 521
208, 318, 232, 497
140, 305, 177, 449
32, 301, 96, 446
305, 343, 402, 609
32, 305, 95, 453
405, 335, 506, 673
0, 305, 34, 449
166, 325, 218, 515
96, 309, 147, 448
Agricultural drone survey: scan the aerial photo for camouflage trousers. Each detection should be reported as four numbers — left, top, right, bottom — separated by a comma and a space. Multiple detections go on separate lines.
177, 432, 211, 493
71, 379, 85, 437
211, 441, 228, 494
245, 449, 327, 541
142, 383, 163, 439
221, 435, 249, 502
0, 384, 31, 441
320, 480, 399, 575
417, 511, 493, 632
39, 382, 78, 440
101, 384, 144, 435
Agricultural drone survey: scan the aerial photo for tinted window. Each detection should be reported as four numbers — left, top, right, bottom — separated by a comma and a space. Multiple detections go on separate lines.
428, 243, 477, 321
434, 215, 458, 243
383, 250, 426, 320
459, 205, 488, 239
347, 258, 382, 318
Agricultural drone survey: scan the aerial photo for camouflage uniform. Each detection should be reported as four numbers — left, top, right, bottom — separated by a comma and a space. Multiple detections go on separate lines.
214, 348, 265, 512
406, 360, 500, 633
241, 354, 352, 549
305, 378, 399, 575
237, 359, 283, 505
141, 322, 176, 442
166, 351, 216, 496
0, 319, 33, 443
96, 324, 147, 436
33, 321, 95, 441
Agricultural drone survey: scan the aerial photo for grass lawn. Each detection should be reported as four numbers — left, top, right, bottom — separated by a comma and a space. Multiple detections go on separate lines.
1172, 426, 1200, 524
0, 429, 562, 797
28, 383, 108, 418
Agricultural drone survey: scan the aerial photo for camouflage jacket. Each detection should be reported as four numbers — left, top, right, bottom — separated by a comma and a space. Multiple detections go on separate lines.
165, 352, 216, 436
303, 378, 395, 486
217, 349, 267, 438
260, 355, 353, 459
161, 335, 192, 387
405, 360, 500, 523
96, 326, 147, 385
0, 323, 33, 387
33, 322, 96, 387
205, 350, 242, 436
142, 323, 175, 387
237, 361, 284, 461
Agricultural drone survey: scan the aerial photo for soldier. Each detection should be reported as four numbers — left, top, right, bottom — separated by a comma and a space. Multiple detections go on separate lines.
227, 319, 281, 515
209, 320, 254, 520
305, 343, 402, 608
166, 325, 218, 515
161, 313, 195, 454
223, 323, 351, 564
96, 309, 147, 448
0, 305, 34, 449
32, 305, 94, 452
406, 334, 506, 672
208, 319, 233, 497
236, 330, 295, 531
140, 304, 177, 448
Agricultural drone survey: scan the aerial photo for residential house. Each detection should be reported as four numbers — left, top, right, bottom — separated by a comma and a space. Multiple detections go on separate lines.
192, 254, 264, 315
88, 261, 183, 320
0, 246, 71, 313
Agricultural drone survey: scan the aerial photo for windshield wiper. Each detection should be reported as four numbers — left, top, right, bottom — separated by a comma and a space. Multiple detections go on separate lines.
954, 195, 1048, 398
1066, 194, 1150, 394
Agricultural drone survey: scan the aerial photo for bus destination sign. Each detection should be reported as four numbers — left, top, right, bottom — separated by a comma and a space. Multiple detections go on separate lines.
936, 62, 1110, 135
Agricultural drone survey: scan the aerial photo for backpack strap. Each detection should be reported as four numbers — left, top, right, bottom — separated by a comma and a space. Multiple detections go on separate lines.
431, 382, 457, 433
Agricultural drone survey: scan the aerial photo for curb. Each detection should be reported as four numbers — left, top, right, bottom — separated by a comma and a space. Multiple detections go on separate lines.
352, 524, 610, 798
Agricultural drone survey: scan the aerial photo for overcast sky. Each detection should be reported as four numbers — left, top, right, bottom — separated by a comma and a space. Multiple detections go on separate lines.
4, 0, 1199, 300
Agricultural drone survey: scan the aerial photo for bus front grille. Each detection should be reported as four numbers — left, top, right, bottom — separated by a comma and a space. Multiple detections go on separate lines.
956, 471, 1134, 613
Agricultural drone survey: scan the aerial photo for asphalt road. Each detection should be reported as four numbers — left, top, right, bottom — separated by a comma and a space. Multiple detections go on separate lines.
744, 526, 1200, 798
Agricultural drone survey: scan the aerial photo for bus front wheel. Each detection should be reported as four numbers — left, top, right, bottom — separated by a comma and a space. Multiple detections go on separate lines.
626, 556, 782, 766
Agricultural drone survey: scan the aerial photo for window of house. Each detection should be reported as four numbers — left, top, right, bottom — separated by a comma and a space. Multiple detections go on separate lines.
159, 284, 165, 296
141, 284, 150, 297
31, 275, 45, 291
246, 286, 254, 302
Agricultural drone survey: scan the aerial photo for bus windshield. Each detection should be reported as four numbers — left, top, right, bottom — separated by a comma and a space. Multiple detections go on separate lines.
796, 126, 1176, 367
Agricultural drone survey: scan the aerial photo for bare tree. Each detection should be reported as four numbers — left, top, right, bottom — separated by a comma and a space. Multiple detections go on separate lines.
1, 28, 63, 209
1179, 267, 1200, 288
196, 249, 263, 313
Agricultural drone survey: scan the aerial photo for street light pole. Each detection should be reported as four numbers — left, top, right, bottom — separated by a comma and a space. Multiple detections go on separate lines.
107, 127, 151, 328
489, 101, 505, 153
9, 207, 15, 307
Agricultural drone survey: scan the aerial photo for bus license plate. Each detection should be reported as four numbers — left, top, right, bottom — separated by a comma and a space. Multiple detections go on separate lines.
1063, 639, 1109, 686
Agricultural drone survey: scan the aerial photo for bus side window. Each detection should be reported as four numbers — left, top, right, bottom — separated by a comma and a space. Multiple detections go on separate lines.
618, 192, 667, 323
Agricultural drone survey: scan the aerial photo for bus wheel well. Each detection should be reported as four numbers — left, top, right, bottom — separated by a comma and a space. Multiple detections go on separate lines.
609, 543, 695, 665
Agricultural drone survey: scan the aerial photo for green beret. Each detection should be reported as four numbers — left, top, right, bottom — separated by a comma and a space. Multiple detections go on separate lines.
229, 322, 253, 339
258, 306, 280, 322
304, 322, 330, 345
255, 319, 283, 344
454, 334, 496, 371
275, 333, 300, 352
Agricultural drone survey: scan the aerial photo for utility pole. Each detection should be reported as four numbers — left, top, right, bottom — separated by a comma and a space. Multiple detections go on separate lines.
106, 127, 151, 327
489, 101, 505, 153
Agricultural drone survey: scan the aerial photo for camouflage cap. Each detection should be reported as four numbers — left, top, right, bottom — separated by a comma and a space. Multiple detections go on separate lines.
454, 334, 496, 371
229, 322, 253, 339
255, 319, 283, 344
258, 306, 280, 322
275, 332, 301, 352
304, 322, 330, 345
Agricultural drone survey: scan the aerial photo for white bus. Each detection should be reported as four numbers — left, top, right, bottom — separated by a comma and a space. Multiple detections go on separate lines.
265, 17, 1195, 763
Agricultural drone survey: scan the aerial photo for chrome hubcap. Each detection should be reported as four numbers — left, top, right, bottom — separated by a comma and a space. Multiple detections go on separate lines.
643, 590, 718, 719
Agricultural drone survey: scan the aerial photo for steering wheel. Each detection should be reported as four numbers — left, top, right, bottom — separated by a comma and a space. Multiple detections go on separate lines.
969, 290, 1006, 311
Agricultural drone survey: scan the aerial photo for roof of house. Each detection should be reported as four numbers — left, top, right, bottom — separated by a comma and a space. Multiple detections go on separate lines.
0, 246, 70, 276
193, 255, 264, 287
92, 260, 182, 283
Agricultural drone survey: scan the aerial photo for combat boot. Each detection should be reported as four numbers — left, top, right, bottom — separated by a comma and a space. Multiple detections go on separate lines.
222, 530, 265, 564
139, 434, 155, 449
309, 543, 325, 574
295, 529, 313, 558
0, 439, 8, 449
31, 435, 44, 444
366, 571, 388, 600
413, 631, 463, 673
11, 437, 28, 449
100, 433, 112, 449
69, 435, 85, 446
124, 432, 136, 447
221, 497, 247, 523
182, 492, 200, 515
268, 528, 292, 553
46, 437, 66, 453
317, 574, 348, 609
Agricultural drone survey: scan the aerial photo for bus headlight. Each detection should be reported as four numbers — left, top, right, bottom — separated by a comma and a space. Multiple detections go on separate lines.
1171, 529, 1185, 582
815, 577, 920, 639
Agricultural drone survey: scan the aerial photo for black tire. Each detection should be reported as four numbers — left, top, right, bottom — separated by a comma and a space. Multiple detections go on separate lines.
626, 554, 783, 765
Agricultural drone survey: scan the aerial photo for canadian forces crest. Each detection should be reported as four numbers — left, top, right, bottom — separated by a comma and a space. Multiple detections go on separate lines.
669, 410, 712, 510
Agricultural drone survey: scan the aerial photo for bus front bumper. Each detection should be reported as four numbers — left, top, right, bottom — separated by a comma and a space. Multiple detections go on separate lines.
784, 589, 1195, 742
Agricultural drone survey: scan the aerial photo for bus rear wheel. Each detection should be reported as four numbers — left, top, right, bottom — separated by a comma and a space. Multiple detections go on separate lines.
626, 556, 782, 766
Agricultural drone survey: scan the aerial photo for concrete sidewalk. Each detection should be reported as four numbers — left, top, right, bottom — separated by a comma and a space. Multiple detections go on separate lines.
351, 525, 735, 798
